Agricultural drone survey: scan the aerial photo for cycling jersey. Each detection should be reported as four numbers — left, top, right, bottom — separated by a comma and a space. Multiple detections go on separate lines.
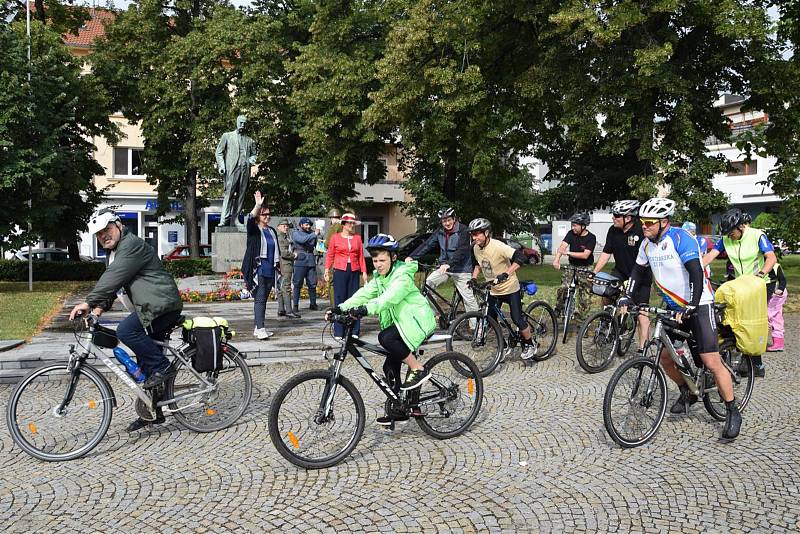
696, 235, 708, 253
636, 227, 713, 309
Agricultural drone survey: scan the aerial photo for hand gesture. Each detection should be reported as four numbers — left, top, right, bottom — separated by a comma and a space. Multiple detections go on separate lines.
254, 191, 263, 206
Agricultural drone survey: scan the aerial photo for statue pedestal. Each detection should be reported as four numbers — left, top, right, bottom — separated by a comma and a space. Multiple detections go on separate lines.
212, 226, 247, 273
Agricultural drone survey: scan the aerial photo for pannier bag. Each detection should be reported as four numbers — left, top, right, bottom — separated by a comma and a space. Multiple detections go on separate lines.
714, 275, 768, 356
181, 317, 232, 372
520, 280, 538, 296
591, 272, 622, 298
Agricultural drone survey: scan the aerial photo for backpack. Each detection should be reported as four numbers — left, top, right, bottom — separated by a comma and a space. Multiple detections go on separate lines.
181, 317, 232, 372
714, 275, 768, 356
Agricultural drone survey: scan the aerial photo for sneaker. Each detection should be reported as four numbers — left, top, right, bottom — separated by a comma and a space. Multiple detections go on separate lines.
126, 413, 165, 432
754, 364, 765, 378
254, 328, 273, 340
721, 405, 742, 441
401, 368, 431, 391
376, 414, 409, 426
352, 334, 360, 340
669, 390, 698, 414
309, 304, 319, 311
287, 312, 302, 319
520, 344, 536, 361
142, 364, 177, 389
277, 311, 286, 317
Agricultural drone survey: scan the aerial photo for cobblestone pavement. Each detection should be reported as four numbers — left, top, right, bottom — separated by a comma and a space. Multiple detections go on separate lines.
1, 317, 798, 533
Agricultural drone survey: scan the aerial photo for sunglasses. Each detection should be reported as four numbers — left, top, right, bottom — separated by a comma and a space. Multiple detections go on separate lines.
640, 218, 661, 227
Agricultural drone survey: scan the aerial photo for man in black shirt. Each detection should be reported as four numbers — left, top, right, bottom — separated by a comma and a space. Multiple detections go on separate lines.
552, 212, 596, 320
593, 200, 652, 352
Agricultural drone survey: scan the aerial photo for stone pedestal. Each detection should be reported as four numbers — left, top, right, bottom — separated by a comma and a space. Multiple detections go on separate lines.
212, 226, 247, 273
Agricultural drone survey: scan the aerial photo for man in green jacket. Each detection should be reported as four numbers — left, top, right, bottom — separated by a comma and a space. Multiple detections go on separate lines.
69, 209, 183, 431
276, 219, 300, 319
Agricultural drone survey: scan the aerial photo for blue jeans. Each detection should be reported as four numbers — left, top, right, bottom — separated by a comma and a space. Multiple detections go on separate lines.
333, 265, 361, 337
117, 310, 182, 377
292, 265, 317, 308
254, 275, 275, 328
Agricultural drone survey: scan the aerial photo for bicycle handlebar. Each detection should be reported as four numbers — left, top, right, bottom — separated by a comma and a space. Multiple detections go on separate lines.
327, 312, 357, 326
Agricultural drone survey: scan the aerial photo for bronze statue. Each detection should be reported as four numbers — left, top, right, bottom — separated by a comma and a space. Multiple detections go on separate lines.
215, 115, 257, 227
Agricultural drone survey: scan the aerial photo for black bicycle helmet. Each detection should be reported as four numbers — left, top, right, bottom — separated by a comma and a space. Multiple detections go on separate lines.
437, 207, 456, 219
569, 212, 590, 226
719, 208, 745, 235
742, 212, 752, 225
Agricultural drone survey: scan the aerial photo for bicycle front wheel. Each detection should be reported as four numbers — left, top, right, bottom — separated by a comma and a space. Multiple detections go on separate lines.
268, 370, 365, 469
616, 310, 638, 357
6, 363, 113, 462
561, 292, 576, 344
446, 312, 503, 377
166, 343, 252, 433
702, 346, 754, 421
603, 356, 667, 448
524, 301, 557, 361
415, 351, 484, 439
576, 311, 618, 373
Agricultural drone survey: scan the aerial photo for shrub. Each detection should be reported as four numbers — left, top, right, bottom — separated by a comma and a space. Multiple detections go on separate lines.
0, 260, 105, 281
162, 259, 213, 278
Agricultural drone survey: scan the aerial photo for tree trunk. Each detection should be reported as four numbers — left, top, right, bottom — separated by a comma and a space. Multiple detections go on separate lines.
67, 239, 80, 261
185, 168, 200, 258
34, 0, 45, 23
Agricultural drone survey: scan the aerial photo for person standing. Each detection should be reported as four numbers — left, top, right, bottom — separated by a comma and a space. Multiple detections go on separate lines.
766, 261, 787, 352
292, 217, 321, 312
275, 219, 300, 319
325, 213, 368, 339
324, 208, 343, 307
552, 212, 596, 321
242, 192, 281, 340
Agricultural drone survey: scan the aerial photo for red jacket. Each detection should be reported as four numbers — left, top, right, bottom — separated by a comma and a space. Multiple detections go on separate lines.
325, 232, 367, 273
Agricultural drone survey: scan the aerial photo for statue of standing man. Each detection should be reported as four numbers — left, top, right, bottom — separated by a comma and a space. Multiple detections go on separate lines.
215, 115, 258, 227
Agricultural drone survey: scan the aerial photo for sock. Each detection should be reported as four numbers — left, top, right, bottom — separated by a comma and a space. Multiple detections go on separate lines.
725, 398, 738, 411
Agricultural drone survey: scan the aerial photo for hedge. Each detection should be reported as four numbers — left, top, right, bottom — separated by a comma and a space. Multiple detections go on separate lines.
0, 260, 106, 281
162, 259, 214, 278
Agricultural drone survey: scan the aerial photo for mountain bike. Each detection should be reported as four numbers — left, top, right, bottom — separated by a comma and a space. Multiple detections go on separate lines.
603, 304, 754, 448
446, 279, 557, 377
6, 314, 252, 462
268, 312, 483, 469
417, 263, 468, 330
575, 273, 637, 373
555, 265, 593, 344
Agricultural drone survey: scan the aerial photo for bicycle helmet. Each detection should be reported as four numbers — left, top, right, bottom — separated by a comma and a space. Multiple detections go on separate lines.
719, 208, 745, 235
366, 233, 399, 252
638, 198, 675, 219
437, 207, 456, 219
611, 200, 640, 217
468, 218, 491, 232
569, 212, 590, 226
742, 212, 752, 225
87, 208, 120, 235
681, 221, 697, 233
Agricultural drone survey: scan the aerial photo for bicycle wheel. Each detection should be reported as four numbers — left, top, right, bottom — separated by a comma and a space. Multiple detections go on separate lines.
576, 311, 618, 373
561, 291, 576, 344
603, 355, 668, 448
415, 351, 484, 439
268, 370, 365, 469
616, 310, 638, 356
702, 347, 754, 421
166, 343, 252, 433
446, 311, 503, 377
6, 363, 113, 461
524, 301, 557, 361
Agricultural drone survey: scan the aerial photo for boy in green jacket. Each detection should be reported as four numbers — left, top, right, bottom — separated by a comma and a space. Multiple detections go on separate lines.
333, 234, 437, 426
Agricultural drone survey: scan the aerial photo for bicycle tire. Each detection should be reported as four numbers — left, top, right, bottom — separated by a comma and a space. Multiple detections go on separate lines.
616, 310, 638, 356
415, 351, 484, 439
524, 301, 557, 361
576, 311, 618, 373
702, 347, 754, 421
268, 369, 365, 469
603, 355, 668, 448
446, 311, 503, 377
166, 343, 252, 433
6, 363, 113, 462
561, 290, 576, 344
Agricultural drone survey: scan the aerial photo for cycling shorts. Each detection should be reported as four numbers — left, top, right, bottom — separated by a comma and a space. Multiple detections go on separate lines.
612, 269, 651, 305
668, 303, 719, 356
488, 291, 527, 331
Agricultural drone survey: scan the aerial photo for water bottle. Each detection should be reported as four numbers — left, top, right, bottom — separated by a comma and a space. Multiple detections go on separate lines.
673, 340, 691, 371
113, 347, 145, 383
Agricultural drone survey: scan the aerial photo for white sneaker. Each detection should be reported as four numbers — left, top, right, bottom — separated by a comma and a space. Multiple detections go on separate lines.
520, 345, 536, 360
254, 328, 273, 340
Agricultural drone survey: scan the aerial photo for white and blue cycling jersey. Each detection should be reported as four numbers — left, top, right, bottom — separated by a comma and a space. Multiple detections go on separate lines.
696, 235, 708, 253
636, 227, 714, 310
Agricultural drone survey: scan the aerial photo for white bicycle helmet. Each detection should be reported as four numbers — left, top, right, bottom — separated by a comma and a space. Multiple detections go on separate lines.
87, 209, 120, 235
638, 198, 675, 219
468, 218, 491, 232
611, 200, 641, 216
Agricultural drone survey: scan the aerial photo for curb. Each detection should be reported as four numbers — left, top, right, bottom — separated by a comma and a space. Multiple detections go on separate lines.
0, 340, 25, 353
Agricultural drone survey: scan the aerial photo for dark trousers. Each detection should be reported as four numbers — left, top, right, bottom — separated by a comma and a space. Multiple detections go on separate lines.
254, 274, 276, 328
378, 324, 411, 393
333, 265, 362, 337
117, 309, 183, 377
292, 265, 317, 308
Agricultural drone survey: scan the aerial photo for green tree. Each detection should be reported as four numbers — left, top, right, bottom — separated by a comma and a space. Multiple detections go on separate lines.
0, 22, 118, 256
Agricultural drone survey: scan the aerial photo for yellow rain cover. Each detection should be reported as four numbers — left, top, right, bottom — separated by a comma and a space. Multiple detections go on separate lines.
714, 275, 768, 356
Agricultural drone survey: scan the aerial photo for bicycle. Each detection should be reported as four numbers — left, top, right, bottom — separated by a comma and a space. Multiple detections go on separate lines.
602, 304, 754, 448
6, 314, 253, 462
555, 265, 593, 344
446, 279, 557, 377
417, 263, 468, 330
268, 312, 484, 469
575, 273, 638, 373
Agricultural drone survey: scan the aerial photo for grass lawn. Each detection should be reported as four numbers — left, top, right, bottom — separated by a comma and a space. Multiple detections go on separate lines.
0, 282, 91, 341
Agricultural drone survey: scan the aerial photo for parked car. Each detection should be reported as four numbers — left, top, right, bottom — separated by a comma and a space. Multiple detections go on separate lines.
498, 237, 542, 265
13, 248, 95, 262
162, 244, 212, 261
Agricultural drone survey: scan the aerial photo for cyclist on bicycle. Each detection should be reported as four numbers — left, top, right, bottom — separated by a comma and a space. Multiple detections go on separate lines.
405, 207, 479, 316
702, 208, 776, 377
621, 198, 742, 441
592, 200, 652, 353
68, 209, 183, 432
468, 218, 537, 360
333, 234, 437, 426
552, 212, 596, 321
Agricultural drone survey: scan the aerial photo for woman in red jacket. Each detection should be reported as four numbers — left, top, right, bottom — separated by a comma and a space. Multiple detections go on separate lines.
324, 213, 368, 339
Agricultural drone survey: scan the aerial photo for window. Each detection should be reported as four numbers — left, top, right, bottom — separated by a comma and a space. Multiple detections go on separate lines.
113, 148, 145, 178
727, 160, 757, 176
